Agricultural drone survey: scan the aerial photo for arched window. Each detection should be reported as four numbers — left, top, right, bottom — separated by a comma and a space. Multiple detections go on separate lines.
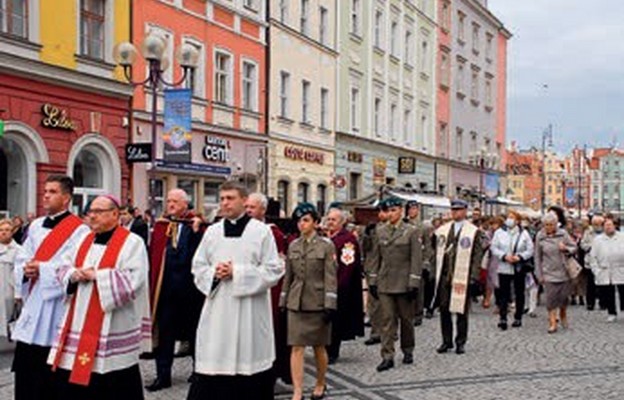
277, 180, 290, 214
317, 184, 327, 214
73, 148, 103, 188
297, 182, 309, 204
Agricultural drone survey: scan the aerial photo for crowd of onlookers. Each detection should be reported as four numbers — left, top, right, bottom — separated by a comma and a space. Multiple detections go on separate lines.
470, 205, 624, 333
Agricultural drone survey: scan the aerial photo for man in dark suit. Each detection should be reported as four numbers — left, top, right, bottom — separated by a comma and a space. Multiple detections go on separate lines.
120, 205, 149, 246
432, 200, 484, 355
145, 190, 204, 392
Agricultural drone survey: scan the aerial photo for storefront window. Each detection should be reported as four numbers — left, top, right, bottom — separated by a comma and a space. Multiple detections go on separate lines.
73, 149, 103, 188
72, 148, 104, 215
297, 182, 309, 204
203, 181, 220, 218
277, 180, 289, 214
149, 178, 165, 218
317, 184, 327, 215
349, 173, 360, 200
178, 179, 198, 209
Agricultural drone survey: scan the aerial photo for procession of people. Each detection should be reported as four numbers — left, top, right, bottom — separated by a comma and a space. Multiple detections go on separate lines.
3, 177, 624, 400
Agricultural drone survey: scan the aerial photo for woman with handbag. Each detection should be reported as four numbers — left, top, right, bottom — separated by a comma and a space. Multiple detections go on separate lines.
588, 216, 624, 323
535, 212, 578, 333
491, 211, 534, 330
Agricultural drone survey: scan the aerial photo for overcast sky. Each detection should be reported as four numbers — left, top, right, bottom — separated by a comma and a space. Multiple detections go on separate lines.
488, 0, 624, 152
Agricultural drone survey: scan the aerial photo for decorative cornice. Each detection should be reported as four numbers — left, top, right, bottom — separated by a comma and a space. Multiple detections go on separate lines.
0, 51, 133, 98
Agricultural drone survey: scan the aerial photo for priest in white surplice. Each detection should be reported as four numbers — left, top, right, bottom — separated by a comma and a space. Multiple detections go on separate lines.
49, 195, 151, 399
188, 181, 284, 400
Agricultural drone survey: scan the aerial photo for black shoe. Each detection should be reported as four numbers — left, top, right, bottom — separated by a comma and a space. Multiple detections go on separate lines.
364, 337, 381, 346
402, 353, 413, 364
587, 305, 595, 311
571, 298, 577, 306
187, 373, 195, 383
310, 385, 327, 400
145, 378, 172, 392
139, 351, 155, 360
455, 345, 465, 355
512, 319, 522, 328
425, 310, 434, 319
436, 343, 453, 353
414, 319, 423, 327
376, 359, 394, 372
498, 320, 508, 331
328, 356, 338, 365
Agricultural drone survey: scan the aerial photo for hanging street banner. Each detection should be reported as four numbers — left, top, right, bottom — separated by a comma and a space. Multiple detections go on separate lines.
163, 88, 192, 163
484, 173, 500, 199
565, 187, 577, 207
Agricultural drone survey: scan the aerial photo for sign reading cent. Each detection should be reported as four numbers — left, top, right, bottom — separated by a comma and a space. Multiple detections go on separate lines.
41, 103, 77, 131
284, 146, 325, 165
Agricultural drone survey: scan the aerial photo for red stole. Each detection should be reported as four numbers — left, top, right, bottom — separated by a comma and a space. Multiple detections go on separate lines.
52, 226, 130, 386
30, 214, 83, 292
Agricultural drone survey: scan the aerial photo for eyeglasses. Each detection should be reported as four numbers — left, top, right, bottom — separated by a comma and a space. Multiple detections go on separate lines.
87, 208, 115, 215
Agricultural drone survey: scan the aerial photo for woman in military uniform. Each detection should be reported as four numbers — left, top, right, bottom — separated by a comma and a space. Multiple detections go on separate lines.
279, 203, 337, 400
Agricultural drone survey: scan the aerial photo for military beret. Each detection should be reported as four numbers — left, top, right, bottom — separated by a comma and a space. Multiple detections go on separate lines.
292, 202, 319, 221
328, 201, 342, 210
385, 197, 404, 209
406, 200, 419, 208
451, 199, 469, 210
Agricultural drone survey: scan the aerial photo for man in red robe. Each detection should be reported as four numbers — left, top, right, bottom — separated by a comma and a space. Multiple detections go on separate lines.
145, 189, 205, 392
325, 207, 364, 364
245, 192, 291, 385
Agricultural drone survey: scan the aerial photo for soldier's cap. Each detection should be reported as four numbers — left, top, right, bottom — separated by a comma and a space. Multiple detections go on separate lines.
451, 199, 469, 210
406, 200, 419, 208
328, 201, 342, 210
384, 197, 404, 209
292, 202, 319, 222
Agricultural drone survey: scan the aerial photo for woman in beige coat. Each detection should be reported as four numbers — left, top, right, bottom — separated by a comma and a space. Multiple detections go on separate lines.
535, 212, 577, 333
280, 203, 337, 400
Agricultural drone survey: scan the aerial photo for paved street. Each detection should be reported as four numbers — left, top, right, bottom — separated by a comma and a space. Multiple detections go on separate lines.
0, 305, 623, 400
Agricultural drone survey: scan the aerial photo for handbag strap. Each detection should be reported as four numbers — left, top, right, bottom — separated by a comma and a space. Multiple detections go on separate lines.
511, 228, 523, 255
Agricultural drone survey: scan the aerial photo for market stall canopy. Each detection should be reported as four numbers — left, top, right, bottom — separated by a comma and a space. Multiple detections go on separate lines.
486, 196, 524, 206
384, 187, 451, 208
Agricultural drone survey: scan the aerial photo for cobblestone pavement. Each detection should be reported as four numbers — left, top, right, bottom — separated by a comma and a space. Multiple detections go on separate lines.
1, 305, 624, 399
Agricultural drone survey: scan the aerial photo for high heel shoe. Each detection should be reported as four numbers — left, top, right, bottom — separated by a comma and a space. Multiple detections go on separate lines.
310, 385, 327, 400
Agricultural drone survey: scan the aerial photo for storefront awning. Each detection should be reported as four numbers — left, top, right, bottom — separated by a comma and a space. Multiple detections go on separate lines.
486, 196, 524, 206
385, 187, 451, 208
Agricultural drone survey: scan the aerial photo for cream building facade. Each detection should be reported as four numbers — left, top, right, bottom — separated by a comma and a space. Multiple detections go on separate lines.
267, 0, 337, 215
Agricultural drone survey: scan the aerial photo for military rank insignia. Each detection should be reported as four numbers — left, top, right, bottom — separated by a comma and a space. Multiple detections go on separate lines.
340, 243, 356, 265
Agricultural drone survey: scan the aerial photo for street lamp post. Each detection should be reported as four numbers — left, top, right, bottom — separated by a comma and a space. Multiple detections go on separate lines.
540, 124, 553, 214
113, 34, 199, 214
470, 147, 497, 213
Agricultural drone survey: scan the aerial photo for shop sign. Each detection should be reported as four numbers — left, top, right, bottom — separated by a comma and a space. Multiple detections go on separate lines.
203, 136, 230, 164
41, 103, 77, 131
347, 151, 363, 163
155, 160, 231, 176
125, 143, 152, 163
398, 157, 416, 174
373, 158, 387, 185
284, 146, 325, 165
163, 89, 192, 163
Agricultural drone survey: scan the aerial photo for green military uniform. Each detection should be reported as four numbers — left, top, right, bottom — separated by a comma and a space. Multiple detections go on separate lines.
406, 217, 433, 324
369, 218, 423, 363
280, 233, 338, 346
363, 223, 384, 342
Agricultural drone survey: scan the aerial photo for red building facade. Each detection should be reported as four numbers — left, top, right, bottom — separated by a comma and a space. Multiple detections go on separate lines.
130, 0, 267, 217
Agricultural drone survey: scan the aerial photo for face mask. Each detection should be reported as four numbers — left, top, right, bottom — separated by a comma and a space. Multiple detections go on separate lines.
505, 218, 516, 229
